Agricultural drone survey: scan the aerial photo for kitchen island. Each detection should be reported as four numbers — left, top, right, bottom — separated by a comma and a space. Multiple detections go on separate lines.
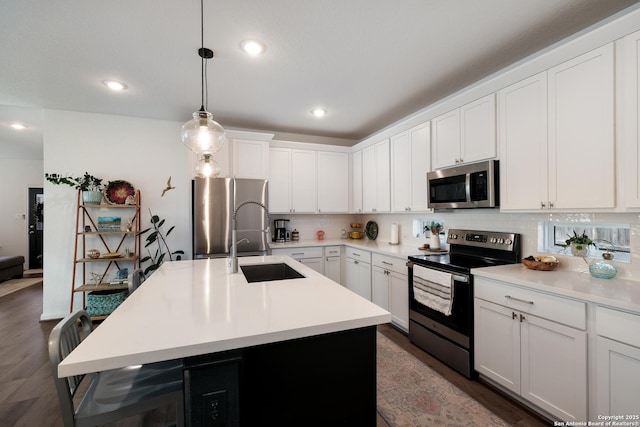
58, 255, 391, 426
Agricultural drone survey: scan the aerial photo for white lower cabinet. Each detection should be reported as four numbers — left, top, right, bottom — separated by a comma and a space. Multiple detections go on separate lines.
271, 247, 323, 275
596, 306, 640, 416
372, 254, 408, 331
324, 246, 342, 284
474, 278, 587, 421
344, 248, 371, 300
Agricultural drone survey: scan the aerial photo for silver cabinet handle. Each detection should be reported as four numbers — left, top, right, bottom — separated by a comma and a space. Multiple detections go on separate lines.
351, 252, 360, 257
549, 202, 554, 208
540, 201, 546, 209
292, 252, 304, 256
505, 295, 534, 305
382, 261, 393, 266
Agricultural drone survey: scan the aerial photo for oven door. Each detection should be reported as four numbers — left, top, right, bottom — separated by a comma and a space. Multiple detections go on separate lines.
407, 262, 472, 347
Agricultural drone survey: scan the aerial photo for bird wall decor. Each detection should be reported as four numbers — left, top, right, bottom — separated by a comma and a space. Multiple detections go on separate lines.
161, 176, 176, 197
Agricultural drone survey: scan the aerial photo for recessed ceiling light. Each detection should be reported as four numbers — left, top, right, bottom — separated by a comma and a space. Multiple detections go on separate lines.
10, 123, 26, 130
240, 40, 266, 56
103, 80, 128, 91
311, 108, 327, 118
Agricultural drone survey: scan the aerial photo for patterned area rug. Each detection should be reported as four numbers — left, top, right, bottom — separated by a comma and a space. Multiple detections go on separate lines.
377, 332, 508, 427
0, 277, 42, 299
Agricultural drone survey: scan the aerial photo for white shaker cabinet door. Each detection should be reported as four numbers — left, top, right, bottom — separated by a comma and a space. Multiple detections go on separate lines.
548, 43, 614, 209
389, 271, 408, 332
498, 72, 548, 210
268, 147, 292, 213
520, 313, 587, 421
474, 298, 521, 394
233, 139, 269, 179
460, 94, 496, 165
352, 150, 363, 213
596, 336, 640, 416
290, 149, 317, 213
390, 131, 411, 212
317, 151, 349, 213
621, 30, 640, 208
409, 122, 431, 212
432, 109, 461, 169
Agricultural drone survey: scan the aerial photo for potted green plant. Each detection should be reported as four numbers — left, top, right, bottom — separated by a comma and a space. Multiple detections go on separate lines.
138, 210, 184, 276
424, 221, 443, 250
45, 172, 104, 204
564, 230, 595, 257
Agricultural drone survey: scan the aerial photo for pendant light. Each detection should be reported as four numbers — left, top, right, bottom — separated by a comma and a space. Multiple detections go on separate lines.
194, 153, 222, 178
181, 0, 226, 155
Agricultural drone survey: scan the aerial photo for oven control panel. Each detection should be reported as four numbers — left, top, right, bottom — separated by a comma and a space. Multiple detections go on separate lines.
447, 229, 518, 251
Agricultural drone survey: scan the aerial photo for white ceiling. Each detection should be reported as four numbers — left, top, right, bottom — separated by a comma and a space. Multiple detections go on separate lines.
1, 0, 639, 157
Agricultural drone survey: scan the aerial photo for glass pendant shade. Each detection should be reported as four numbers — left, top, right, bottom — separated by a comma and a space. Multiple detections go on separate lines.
181, 109, 226, 154
194, 153, 221, 178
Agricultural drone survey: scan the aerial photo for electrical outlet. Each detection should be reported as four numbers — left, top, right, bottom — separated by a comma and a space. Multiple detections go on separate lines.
202, 390, 227, 426
15, 213, 25, 220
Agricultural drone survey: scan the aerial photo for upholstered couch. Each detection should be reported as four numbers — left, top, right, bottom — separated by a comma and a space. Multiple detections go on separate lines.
0, 256, 24, 282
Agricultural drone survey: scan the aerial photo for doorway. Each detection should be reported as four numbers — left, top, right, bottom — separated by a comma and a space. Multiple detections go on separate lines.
28, 187, 43, 269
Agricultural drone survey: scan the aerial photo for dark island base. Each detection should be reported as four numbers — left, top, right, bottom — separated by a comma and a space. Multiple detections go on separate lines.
184, 326, 377, 427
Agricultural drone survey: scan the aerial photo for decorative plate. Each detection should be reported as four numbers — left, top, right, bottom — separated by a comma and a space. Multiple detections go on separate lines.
365, 221, 378, 240
104, 180, 135, 204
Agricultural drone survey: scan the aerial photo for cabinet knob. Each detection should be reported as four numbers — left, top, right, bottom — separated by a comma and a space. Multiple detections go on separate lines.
540, 201, 546, 209
549, 202, 554, 208
512, 312, 517, 320
520, 314, 525, 322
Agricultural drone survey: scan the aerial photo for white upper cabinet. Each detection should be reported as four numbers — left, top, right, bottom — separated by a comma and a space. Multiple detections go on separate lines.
621, 30, 640, 209
500, 44, 614, 210
268, 147, 316, 213
391, 122, 431, 212
498, 72, 549, 210
432, 94, 496, 169
232, 139, 269, 179
268, 147, 292, 213
352, 150, 363, 213
269, 146, 349, 214
548, 43, 614, 209
317, 151, 349, 213
362, 138, 390, 213
290, 149, 317, 213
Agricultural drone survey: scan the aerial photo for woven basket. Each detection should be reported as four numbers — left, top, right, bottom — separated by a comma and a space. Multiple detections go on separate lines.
86, 289, 127, 316
522, 258, 559, 271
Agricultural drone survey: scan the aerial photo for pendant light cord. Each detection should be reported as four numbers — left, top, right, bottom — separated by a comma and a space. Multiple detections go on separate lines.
200, 0, 205, 110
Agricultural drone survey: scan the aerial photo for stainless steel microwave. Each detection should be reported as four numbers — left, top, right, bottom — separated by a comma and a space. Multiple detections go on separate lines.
427, 160, 499, 209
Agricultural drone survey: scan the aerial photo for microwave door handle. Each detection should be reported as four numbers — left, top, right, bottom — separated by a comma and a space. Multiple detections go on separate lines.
465, 172, 471, 202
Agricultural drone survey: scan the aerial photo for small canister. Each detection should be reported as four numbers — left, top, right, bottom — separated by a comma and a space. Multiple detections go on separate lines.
292, 229, 300, 241
317, 230, 325, 240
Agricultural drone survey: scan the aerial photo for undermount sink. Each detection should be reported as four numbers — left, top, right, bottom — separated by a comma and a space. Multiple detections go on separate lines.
240, 263, 305, 283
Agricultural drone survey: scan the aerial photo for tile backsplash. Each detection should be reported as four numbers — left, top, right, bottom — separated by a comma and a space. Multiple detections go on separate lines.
282, 210, 640, 281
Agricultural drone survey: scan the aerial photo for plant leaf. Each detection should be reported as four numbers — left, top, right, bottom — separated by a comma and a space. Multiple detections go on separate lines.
166, 226, 175, 236
151, 215, 160, 224
157, 219, 165, 228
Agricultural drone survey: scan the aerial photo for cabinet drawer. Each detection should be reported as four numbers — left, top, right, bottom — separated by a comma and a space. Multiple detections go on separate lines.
475, 278, 586, 330
272, 246, 323, 259
324, 246, 342, 257
372, 253, 406, 275
345, 247, 371, 263
597, 306, 640, 347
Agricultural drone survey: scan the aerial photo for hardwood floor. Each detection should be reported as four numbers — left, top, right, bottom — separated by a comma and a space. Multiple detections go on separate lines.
0, 284, 548, 426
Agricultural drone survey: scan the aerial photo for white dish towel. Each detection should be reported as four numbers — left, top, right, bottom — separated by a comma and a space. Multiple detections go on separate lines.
412, 265, 454, 316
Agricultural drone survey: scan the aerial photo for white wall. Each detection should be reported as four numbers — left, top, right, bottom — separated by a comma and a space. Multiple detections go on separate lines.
42, 110, 191, 320
0, 158, 44, 262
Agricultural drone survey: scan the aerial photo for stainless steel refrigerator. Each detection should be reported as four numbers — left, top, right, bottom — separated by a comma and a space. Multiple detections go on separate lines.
192, 177, 270, 258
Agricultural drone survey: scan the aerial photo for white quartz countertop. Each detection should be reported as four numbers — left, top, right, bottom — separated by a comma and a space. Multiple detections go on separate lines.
58, 255, 391, 377
472, 263, 640, 314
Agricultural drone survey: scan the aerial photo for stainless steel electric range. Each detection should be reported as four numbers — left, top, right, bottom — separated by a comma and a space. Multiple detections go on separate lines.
407, 229, 521, 378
